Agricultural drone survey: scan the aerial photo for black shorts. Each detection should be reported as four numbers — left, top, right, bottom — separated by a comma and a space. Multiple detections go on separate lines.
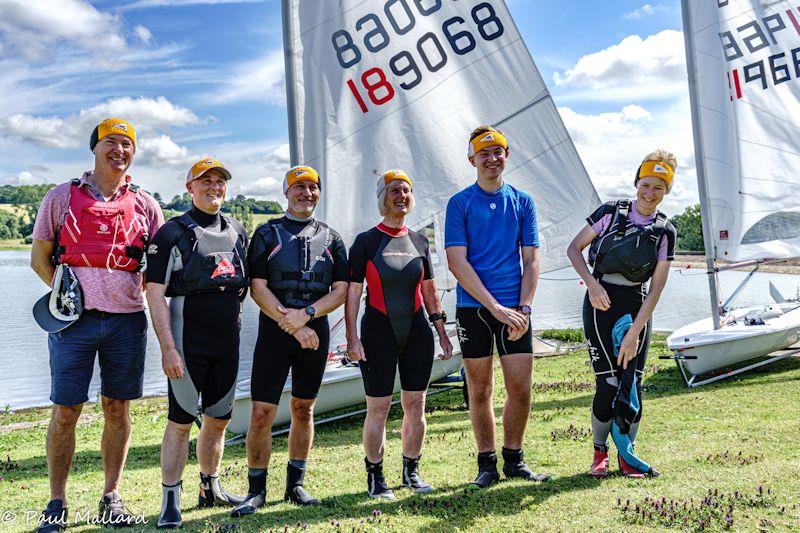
455, 306, 533, 359
168, 293, 241, 425
250, 314, 330, 405
360, 308, 434, 397
583, 281, 651, 381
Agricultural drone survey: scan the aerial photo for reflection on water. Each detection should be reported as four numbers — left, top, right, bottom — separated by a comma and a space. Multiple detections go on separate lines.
2, 250, 799, 409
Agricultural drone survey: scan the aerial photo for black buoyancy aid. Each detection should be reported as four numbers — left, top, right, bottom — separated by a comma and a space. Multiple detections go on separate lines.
588, 200, 668, 283
266, 219, 334, 308
167, 212, 248, 296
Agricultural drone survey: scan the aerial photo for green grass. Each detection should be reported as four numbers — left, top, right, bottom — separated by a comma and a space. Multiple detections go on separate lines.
538, 329, 586, 343
1, 336, 799, 531
0, 238, 30, 250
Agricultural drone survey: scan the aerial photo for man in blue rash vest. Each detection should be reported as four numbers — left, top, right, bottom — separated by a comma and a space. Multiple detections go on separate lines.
146, 159, 248, 528
445, 126, 551, 489
231, 165, 348, 515
567, 149, 677, 478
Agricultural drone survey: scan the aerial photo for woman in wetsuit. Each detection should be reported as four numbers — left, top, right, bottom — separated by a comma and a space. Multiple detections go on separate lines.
345, 170, 453, 499
567, 149, 678, 478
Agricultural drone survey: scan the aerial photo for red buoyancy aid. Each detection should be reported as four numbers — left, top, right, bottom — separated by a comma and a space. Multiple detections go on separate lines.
57, 180, 147, 272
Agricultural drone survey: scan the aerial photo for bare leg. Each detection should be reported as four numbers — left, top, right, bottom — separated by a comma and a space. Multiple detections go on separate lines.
101, 397, 132, 495
363, 396, 392, 463
197, 416, 230, 476
400, 391, 427, 458
463, 357, 495, 453
499, 354, 533, 449
288, 398, 316, 461
161, 421, 192, 485
246, 401, 278, 468
46, 404, 83, 504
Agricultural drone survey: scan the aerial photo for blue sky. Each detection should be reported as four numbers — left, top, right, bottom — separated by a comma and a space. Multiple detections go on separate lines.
0, 0, 694, 213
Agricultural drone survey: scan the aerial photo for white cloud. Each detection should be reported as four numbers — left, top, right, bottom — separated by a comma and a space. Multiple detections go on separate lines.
137, 134, 197, 166
559, 105, 652, 145
553, 30, 685, 100
134, 25, 153, 44
559, 100, 698, 214
205, 49, 286, 106
1, 170, 47, 185
0, 96, 203, 150
234, 176, 282, 199
264, 143, 290, 167
624, 4, 673, 20
0, 0, 126, 59
122, 0, 264, 9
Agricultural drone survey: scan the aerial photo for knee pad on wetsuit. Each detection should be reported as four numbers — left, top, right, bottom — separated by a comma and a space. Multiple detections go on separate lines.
592, 376, 617, 423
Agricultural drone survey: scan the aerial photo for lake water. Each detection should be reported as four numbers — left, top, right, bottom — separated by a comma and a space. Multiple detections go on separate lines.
3, 249, 799, 409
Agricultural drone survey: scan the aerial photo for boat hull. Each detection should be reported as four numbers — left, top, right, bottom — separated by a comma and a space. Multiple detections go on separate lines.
228, 352, 463, 435
667, 304, 800, 376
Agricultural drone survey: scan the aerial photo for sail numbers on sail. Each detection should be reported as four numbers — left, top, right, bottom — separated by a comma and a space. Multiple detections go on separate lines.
331, 1, 506, 113
718, 3, 800, 98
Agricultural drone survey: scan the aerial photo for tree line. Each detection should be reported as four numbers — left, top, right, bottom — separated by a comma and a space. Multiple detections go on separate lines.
0, 185, 283, 242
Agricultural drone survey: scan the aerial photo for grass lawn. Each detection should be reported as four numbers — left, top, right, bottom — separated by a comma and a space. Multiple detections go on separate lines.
0, 239, 30, 250
1, 336, 799, 531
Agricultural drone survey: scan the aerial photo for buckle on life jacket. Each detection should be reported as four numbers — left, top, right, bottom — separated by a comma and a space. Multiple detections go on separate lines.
300, 270, 315, 282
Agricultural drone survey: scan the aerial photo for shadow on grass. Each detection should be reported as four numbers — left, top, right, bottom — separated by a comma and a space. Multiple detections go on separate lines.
172, 471, 601, 532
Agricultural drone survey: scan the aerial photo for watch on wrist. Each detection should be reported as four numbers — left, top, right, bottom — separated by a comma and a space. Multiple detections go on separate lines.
305, 305, 316, 319
428, 310, 447, 323
518, 305, 532, 316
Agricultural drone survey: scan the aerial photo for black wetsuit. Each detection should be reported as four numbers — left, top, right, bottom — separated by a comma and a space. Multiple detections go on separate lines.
582, 202, 676, 442
146, 206, 249, 424
348, 224, 434, 397
247, 216, 348, 405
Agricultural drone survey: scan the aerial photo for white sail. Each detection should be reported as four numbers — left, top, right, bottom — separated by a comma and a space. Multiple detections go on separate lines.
683, 0, 800, 262
282, 0, 599, 283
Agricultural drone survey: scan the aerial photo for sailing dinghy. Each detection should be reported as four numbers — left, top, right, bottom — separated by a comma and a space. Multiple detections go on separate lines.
667, 0, 800, 387
229, 0, 600, 432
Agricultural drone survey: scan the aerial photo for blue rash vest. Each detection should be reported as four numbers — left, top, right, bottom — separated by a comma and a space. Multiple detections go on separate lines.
444, 182, 539, 308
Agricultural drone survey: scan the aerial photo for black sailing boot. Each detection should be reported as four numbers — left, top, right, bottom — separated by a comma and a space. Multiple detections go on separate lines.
402, 455, 434, 494
284, 462, 321, 506
467, 451, 500, 490
365, 458, 394, 499
230, 470, 267, 517
502, 448, 551, 482
199, 473, 244, 507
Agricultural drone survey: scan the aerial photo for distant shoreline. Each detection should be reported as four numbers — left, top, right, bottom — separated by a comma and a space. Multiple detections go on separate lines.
0, 241, 30, 251
673, 254, 800, 275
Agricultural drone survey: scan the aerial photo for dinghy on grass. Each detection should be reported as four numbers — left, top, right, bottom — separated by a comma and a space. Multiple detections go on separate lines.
666, 1, 800, 386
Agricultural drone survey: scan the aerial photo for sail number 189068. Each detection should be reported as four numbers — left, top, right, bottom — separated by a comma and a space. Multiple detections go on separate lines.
331, 1, 505, 113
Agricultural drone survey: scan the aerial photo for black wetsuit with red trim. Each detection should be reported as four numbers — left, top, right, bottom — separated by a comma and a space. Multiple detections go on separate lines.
349, 224, 435, 397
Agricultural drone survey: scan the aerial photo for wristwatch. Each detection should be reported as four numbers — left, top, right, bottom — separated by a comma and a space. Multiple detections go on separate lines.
305, 305, 316, 319
428, 310, 447, 323
518, 305, 532, 316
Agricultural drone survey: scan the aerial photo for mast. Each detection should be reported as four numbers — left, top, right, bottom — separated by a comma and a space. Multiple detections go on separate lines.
281, 0, 300, 166
681, 0, 722, 329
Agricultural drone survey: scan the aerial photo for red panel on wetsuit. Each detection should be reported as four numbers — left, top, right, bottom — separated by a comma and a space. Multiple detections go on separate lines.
365, 259, 387, 315
414, 269, 423, 312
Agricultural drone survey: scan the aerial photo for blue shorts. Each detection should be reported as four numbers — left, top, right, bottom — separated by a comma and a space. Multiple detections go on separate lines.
48, 310, 148, 406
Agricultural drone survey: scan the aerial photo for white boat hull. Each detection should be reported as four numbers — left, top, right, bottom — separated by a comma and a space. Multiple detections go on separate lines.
228, 352, 463, 435
667, 303, 800, 377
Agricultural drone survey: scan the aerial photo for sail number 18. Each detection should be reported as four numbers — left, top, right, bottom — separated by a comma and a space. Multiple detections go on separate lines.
334, 1, 505, 113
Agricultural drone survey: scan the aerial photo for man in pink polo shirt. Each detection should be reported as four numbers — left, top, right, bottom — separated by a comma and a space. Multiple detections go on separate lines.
30, 118, 164, 531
